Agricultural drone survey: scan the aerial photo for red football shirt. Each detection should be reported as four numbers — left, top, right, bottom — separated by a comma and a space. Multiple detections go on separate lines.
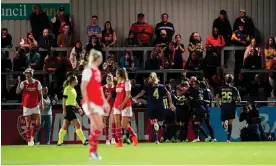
114, 81, 132, 109
20, 79, 42, 108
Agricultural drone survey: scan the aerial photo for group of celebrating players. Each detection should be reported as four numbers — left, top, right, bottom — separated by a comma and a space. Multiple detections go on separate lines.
17, 49, 241, 160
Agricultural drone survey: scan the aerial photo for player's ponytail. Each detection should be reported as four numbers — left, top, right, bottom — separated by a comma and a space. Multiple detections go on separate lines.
149, 72, 159, 84
88, 49, 102, 67
63, 75, 76, 87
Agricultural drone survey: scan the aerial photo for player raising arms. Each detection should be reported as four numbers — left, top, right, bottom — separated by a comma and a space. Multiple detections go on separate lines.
113, 68, 138, 147
57, 75, 88, 146
102, 74, 117, 145
81, 49, 110, 160
16, 68, 43, 146
216, 74, 241, 143
133, 72, 175, 144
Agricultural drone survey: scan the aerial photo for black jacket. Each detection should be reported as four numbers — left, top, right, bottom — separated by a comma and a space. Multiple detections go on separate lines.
30, 12, 51, 37
233, 16, 255, 36
213, 17, 232, 44
39, 35, 55, 49
1, 33, 12, 48
155, 22, 175, 42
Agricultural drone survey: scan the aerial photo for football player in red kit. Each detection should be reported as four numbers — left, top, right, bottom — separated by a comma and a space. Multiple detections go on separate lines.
102, 74, 117, 145
113, 68, 138, 147
16, 68, 43, 146
81, 49, 110, 160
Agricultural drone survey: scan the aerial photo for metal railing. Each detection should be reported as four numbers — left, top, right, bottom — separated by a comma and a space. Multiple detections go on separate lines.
220, 46, 247, 67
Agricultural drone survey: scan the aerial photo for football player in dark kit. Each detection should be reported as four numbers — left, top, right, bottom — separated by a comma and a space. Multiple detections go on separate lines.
189, 80, 211, 142
175, 81, 191, 142
133, 72, 175, 144
200, 81, 216, 142
216, 74, 241, 143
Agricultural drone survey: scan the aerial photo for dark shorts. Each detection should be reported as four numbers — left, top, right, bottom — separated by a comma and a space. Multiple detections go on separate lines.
148, 107, 164, 121
191, 105, 206, 122
176, 105, 190, 122
221, 106, 236, 122
65, 106, 77, 121
163, 109, 175, 124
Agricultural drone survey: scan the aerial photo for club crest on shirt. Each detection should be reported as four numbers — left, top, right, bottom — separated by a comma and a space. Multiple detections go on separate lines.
17, 115, 26, 140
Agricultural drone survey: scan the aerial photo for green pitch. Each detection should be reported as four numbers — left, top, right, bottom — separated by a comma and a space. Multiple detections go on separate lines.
2, 142, 276, 165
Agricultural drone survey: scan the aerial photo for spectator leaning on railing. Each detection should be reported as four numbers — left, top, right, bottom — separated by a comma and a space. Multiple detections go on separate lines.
44, 50, 60, 72
124, 31, 140, 47
70, 40, 86, 70
26, 48, 41, 70
145, 51, 162, 70
1, 28, 12, 48
13, 47, 28, 72
87, 15, 102, 42
155, 13, 175, 42
30, 4, 51, 41
85, 35, 102, 53
264, 37, 276, 69
120, 50, 139, 72
130, 13, 152, 46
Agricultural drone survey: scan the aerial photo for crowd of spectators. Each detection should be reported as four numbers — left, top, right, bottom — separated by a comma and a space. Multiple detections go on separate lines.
1, 5, 276, 104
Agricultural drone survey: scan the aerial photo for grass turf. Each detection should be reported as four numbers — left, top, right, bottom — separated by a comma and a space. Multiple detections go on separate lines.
1, 142, 276, 165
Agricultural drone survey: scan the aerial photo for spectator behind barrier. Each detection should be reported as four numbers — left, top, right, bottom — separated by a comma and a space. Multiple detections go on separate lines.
243, 38, 263, 69
210, 67, 225, 91
69, 40, 86, 70
102, 21, 117, 48
145, 51, 162, 70
120, 50, 139, 71
205, 27, 225, 58
264, 37, 276, 69
1, 28, 12, 48
234, 73, 249, 100
85, 35, 102, 53
188, 32, 204, 69
30, 4, 51, 40
269, 57, 276, 97
57, 24, 72, 47
172, 35, 185, 69
13, 48, 28, 72
155, 13, 175, 42
233, 9, 255, 37
124, 31, 140, 47
51, 6, 72, 39
44, 50, 60, 72
87, 15, 102, 42
103, 54, 118, 74
130, 13, 152, 46
20, 32, 38, 50
39, 28, 55, 49
25, 48, 41, 70
154, 30, 169, 46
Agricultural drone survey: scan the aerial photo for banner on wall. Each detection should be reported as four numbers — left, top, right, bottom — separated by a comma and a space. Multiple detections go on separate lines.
1, 0, 70, 20
1, 107, 276, 145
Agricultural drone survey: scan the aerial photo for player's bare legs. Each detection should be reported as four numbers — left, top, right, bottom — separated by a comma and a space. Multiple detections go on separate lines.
122, 116, 137, 146
25, 115, 33, 146
72, 119, 88, 145
31, 114, 40, 145
226, 119, 233, 143
114, 114, 123, 147
103, 115, 110, 144
88, 112, 103, 160
111, 114, 117, 144
57, 120, 69, 145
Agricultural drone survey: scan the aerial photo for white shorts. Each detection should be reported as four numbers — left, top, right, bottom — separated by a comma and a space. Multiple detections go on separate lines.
23, 106, 40, 116
113, 107, 132, 117
82, 102, 104, 116
103, 107, 113, 117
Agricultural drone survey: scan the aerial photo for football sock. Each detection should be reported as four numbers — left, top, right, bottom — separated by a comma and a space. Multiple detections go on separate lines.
111, 123, 116, 140
25, 127, 31, 142
179, 125, 185, 141
199, 125, 208, 138
116, 127, 123, 144
227, 124, 232, 140
151, 124, 158, 141
183, 123, 188, 140
162, 124, 168, 140
103, 126, 109, 141
31, 125, 39, 137
76, 129, 86, 143
193, 124, 200, 139
206, 121, 215, 139
89, 129, 100, 153
127, 126, 136, 137
57, 128, 66, 144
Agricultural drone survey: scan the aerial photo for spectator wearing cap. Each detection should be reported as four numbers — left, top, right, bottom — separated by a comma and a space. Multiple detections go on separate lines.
129, 13, 152, 46
213, 10, 232, 67
233, 9, 255, 37
231, 23, 250, 81
1, 28, 12, 48
51, 6, 72, 39
155, 13, 175, 42
30, 4, 51, 41
87, 15, 102, 42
